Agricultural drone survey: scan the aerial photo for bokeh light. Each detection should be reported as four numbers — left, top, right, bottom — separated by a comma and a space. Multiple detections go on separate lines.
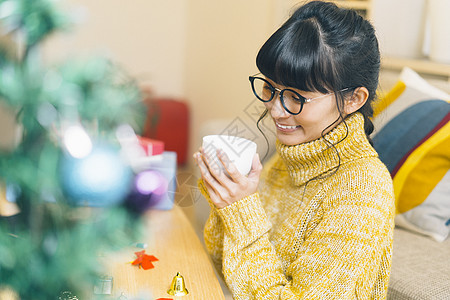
63, 125, 93, 158
135, 170, 168, 195
125, 169, 169, 212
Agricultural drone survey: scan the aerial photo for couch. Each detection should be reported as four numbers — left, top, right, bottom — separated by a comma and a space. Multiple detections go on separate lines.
388, 227, 450, 299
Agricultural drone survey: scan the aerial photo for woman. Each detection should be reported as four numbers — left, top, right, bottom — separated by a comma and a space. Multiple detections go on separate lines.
194, 1, 395, 299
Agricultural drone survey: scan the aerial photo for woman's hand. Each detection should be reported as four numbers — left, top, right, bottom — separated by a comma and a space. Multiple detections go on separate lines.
194, 148, 263, 209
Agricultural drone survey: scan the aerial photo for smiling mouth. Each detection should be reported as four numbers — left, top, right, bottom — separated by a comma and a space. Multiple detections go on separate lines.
275, 122, 301, 130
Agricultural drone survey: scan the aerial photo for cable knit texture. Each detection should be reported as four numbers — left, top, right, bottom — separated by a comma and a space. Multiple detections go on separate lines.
201, 113, 395, 299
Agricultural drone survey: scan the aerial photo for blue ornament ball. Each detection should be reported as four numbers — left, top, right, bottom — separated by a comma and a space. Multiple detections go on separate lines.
60, 145, 132, 207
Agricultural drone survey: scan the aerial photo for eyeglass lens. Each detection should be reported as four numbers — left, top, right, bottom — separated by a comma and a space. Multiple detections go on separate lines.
251, 77, 303, 115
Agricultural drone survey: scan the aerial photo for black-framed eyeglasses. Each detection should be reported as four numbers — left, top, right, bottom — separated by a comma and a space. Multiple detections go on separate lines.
249, 73, 348, 115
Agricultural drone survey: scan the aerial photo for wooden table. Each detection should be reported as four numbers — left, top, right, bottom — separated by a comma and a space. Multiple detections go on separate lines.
104, 205, 225, 300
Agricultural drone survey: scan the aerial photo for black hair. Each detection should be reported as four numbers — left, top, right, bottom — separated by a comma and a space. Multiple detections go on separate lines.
256, 0, 380, 143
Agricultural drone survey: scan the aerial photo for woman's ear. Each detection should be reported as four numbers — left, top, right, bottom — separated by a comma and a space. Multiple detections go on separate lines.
344, 87, 369, 114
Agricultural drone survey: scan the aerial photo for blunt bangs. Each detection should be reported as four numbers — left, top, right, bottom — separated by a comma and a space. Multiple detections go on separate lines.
256, 18, 337, 94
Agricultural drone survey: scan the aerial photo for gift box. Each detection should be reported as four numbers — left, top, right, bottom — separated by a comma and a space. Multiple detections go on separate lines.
137, 136, 164, 156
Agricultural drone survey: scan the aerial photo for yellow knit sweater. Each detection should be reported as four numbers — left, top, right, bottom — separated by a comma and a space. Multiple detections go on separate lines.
202, 113, 395, 299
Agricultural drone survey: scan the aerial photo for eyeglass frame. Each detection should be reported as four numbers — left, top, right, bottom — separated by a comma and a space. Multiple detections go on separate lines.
249, 73, 349, 115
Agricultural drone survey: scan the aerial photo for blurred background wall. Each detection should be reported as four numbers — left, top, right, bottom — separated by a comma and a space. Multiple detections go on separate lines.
42, 0, 188, 98
41, 0, 297, 165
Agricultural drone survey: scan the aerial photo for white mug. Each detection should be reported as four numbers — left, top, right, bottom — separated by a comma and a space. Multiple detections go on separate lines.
202, 135, 257, 175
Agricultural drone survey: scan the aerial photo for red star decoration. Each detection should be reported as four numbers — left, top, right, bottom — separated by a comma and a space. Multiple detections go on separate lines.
131, 250, 158, 270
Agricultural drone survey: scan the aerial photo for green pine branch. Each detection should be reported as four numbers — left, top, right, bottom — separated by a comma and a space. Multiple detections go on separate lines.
0, 0, 147, 298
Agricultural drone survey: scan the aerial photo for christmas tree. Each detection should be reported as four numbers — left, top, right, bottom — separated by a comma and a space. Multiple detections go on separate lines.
0, 0, 146, 298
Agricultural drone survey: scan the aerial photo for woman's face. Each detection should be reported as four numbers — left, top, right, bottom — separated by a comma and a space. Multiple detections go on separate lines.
263, 78, 343, 146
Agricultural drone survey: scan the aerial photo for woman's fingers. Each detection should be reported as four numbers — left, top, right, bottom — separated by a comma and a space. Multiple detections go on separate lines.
213, 149, 252, 202
248, 153, 263, 179
202, 178, 220, 205
194, 151, 230, 206
216, 149, 244, 182
193, 148, 262, 208
201, 148, 233, 184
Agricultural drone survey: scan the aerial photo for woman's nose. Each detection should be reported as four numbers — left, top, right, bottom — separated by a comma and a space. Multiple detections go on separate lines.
266, 95, 289, 118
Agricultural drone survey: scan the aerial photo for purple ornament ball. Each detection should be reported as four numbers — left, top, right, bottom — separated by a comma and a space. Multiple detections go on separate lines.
126, 170, 168, 213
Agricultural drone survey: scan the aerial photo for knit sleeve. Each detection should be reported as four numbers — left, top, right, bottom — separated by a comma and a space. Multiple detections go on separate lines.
203, 206, 225, 277
216, 189, 393, 299
201, 153, 280, 283
216, 193, 288, 298
199, 179, 225, 277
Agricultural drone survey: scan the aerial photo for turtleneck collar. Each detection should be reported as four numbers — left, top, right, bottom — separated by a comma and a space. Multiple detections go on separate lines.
276, 113, 378, 186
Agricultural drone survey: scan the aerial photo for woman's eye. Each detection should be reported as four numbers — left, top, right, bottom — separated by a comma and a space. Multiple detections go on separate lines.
262, 85, 273, 96
286, 92, 304, 103
263, 84, 272, 91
